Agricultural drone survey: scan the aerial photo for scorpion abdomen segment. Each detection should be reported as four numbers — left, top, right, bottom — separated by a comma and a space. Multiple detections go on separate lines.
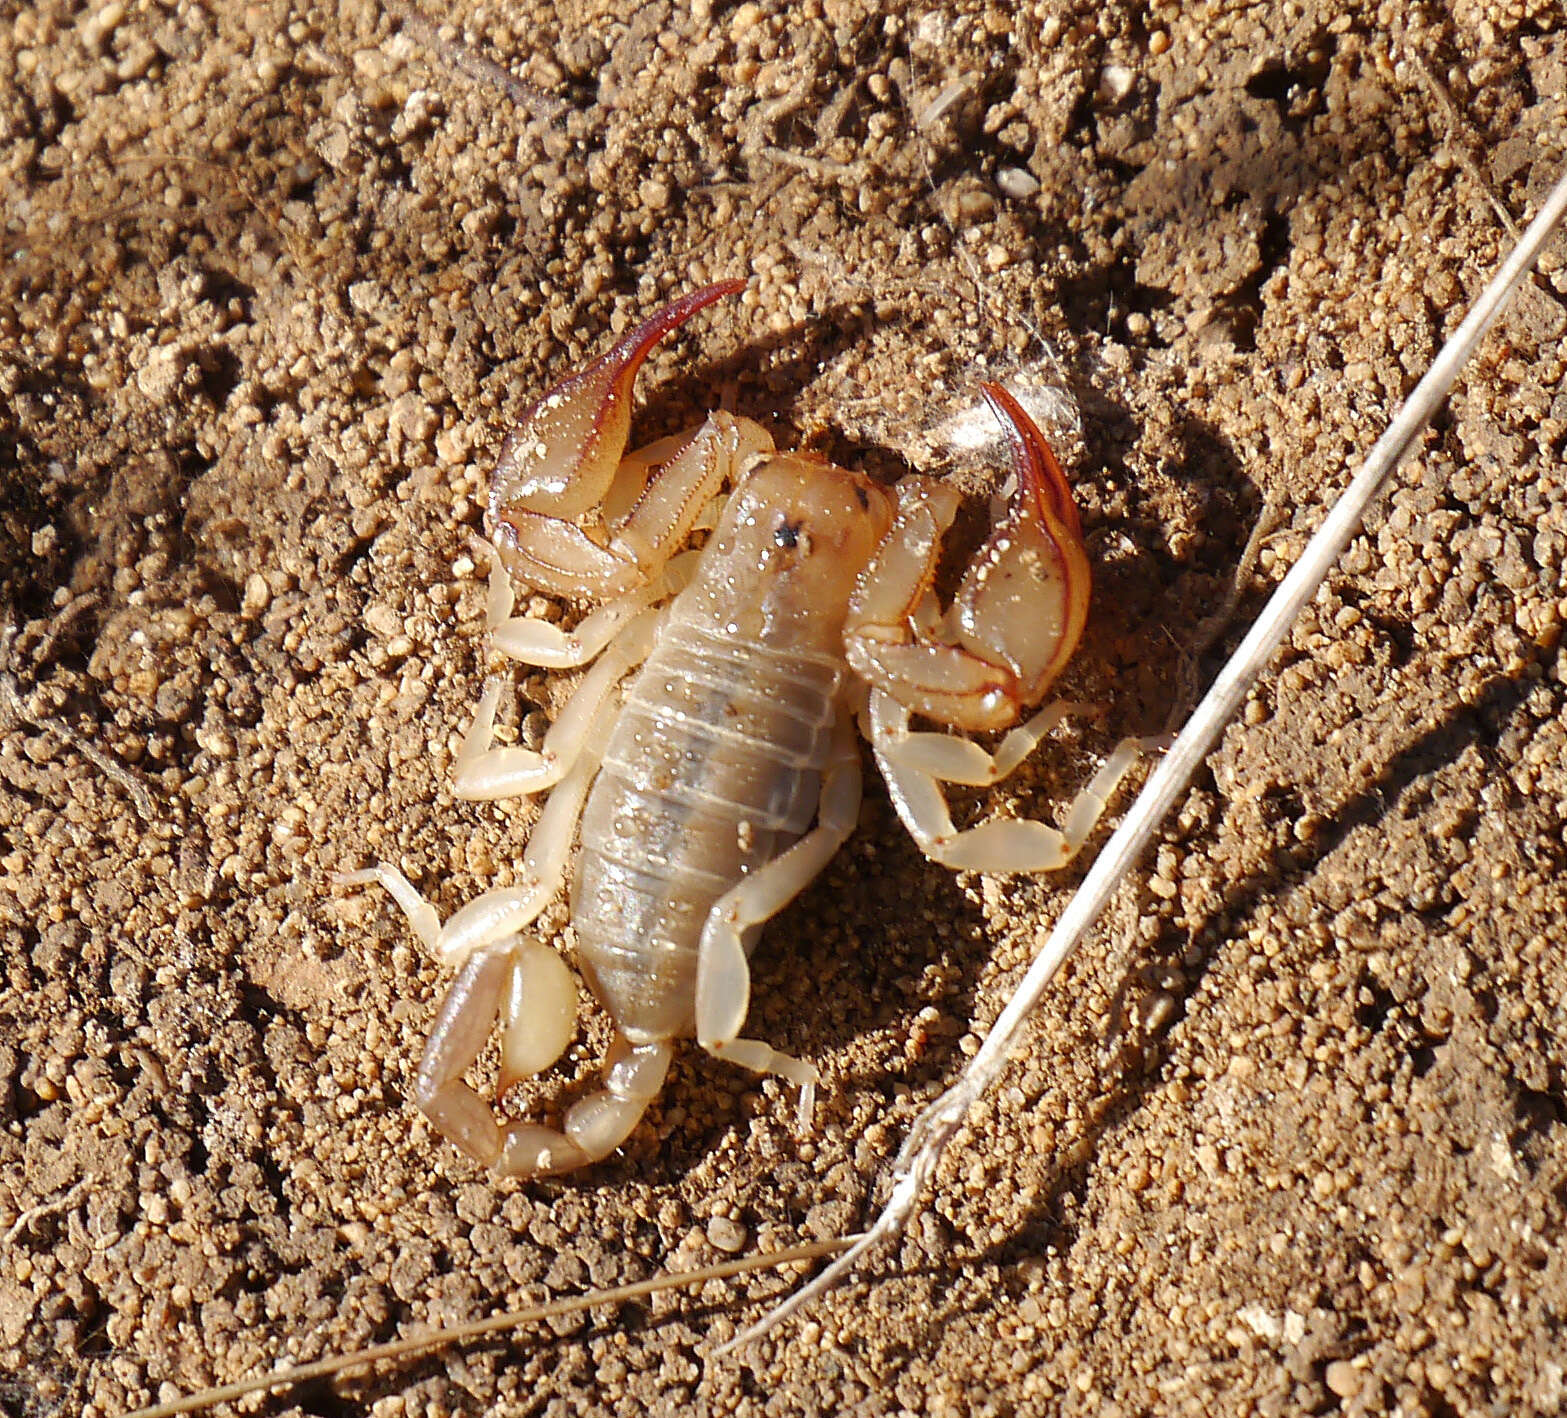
572, 622, 843, 1040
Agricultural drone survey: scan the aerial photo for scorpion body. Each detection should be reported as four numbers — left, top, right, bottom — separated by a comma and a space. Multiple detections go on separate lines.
341, 281, 1140, 1177
573, 459, 891, 1044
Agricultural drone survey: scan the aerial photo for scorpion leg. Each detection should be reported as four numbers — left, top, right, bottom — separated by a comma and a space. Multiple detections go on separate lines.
867, 686, 1148, 872
694, 715, 863, 1127
338, 691, 605, 969
478, 538, 663, 670
452, 607, 660, 802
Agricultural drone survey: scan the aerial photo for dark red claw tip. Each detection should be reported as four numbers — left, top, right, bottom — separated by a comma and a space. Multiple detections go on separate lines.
977, 381, 1082, 541
607, 279, 750, 367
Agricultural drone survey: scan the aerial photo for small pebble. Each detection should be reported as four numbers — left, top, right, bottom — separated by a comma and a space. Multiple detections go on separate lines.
706, 1215, 748, 1253
1324, 1360, 1361, 1398
241, 573, 271, 617
997, 167, 1041, 200
1098, 63, 1135, 102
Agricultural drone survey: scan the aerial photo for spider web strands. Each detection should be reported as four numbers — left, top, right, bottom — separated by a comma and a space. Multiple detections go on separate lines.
122, 1238, 857, 1417
718, 163, 1567, 1354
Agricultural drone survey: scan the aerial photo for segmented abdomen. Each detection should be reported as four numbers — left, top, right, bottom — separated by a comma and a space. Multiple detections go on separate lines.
571, 619, 843, 1041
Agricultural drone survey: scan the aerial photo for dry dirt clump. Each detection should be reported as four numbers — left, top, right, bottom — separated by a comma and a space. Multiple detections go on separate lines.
2, 1, 1566, 1415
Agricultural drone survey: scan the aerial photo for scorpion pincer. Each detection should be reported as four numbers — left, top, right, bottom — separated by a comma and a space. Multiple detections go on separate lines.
339, 280, 1142, 1177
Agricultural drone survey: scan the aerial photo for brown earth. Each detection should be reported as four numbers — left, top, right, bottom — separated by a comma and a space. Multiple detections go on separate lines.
3, 1, 1566, 1415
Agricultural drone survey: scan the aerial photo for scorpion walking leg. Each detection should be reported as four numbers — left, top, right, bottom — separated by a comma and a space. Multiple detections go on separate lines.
338, 676, 616, 969
694, 715, 863, 1127
338, 713, 617, 1171
482, 541, 662, 670
873, 695, 1096, 785
480, 537, 702, 671
453, 608, 660, 801
867, 687, 1147, 872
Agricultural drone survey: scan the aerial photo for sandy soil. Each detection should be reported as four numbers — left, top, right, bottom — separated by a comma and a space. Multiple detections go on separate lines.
3, 1, 1566, 1414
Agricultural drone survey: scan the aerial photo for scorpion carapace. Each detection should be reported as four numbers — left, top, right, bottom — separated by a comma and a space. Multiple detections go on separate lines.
340, 282, 1141, 1176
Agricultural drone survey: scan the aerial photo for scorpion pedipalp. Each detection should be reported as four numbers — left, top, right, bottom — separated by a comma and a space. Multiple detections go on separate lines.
956, 382, 1092, 703
843, 380, 1092, 733
488, 279, 773, 601
491, 279, 747, 518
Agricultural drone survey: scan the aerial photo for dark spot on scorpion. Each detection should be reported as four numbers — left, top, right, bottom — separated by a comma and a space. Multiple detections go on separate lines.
774, 518, 803, 548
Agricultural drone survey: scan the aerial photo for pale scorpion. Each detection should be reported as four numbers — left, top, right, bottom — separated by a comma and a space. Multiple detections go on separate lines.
340, 279, 1141, 1177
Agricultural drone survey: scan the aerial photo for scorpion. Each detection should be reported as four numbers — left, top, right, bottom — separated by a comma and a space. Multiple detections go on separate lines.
339, 279, 1141, 1178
